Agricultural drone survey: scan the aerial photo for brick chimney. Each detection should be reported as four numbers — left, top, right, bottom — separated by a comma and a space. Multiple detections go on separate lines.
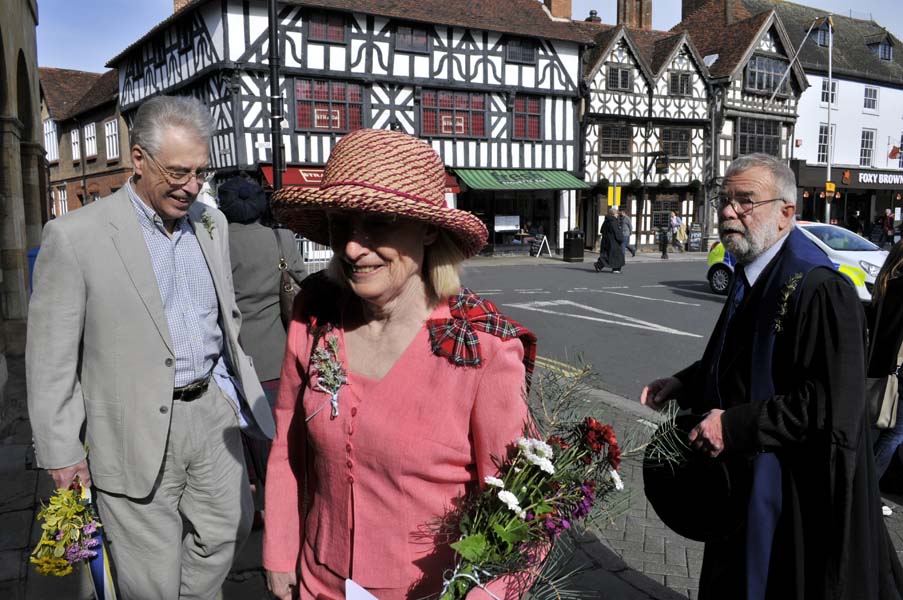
174, 0, 192, 12
543, 0, 572, 20
585, 9, 602, 23
617, 0, 652, 30
681, 0, 706, 20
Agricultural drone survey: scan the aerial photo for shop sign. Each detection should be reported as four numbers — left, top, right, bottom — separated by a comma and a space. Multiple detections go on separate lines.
490, 171, 547, 186
857, 172, 903, 186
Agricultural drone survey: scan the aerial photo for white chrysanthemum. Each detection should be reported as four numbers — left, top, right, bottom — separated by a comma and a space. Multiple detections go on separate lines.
610, 468, 624, 491
535, 457, 556, 475
516, 509, 527, 520
531, 440, 554, 460
516, 437, 532, 453
498, 490, 522, 514
484, 476, 504, 488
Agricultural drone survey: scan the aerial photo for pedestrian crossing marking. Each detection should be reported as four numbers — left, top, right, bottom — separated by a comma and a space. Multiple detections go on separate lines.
598, 290, 701, 307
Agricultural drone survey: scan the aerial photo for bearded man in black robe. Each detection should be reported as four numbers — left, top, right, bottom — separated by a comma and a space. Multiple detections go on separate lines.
641, 153, 903, 599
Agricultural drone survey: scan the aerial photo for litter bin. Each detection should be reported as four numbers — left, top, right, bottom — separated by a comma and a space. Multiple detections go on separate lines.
563, 230, 584, 263
27, 247, 40, 293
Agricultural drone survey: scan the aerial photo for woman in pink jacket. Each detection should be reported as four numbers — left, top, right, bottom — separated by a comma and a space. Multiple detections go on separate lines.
264, 129, 536, 600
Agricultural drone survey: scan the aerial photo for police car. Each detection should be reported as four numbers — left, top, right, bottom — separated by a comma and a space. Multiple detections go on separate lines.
706, 221, 888, 302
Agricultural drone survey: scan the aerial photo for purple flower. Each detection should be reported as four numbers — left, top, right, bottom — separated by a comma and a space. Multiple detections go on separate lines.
83, 537, 100, 549
55, 531, 65, 541
562, 519, 571, 529
82, 522, 97, 535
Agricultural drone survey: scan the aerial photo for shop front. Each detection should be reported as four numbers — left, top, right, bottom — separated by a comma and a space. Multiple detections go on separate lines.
792, 161, 903, 232
453, 169, 589, 255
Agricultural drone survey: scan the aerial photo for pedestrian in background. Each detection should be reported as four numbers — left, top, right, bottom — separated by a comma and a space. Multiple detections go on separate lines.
262, 129, 535, 600
218, 174, 304, 519
619, 205, 637, 258
595, 206, 624, 273
26, 95, 275, 598
641, 153, 903, 599
670, 210, 685, 253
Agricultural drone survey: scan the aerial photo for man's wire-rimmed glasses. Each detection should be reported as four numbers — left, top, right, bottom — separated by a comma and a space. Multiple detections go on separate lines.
140, 146, 215, 187
708, 194, 785, 216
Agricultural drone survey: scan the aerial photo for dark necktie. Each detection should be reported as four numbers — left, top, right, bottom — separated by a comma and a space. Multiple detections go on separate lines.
707, 265, 747, 407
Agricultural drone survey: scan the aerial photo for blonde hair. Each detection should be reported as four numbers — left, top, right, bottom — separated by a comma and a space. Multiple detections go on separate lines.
323, 227, 465, 303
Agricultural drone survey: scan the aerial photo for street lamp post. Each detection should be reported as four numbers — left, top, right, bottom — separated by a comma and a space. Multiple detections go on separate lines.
268, 0, 283, 191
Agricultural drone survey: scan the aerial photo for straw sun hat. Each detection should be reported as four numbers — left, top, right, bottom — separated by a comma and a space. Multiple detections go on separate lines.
271, 128, 488, 257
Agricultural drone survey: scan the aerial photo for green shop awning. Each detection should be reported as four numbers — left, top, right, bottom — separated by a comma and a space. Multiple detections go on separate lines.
454, 169, 590, 191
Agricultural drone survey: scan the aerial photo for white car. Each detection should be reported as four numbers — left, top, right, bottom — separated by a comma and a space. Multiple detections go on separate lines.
706, 221, 887, 302
797, 222, 887, 302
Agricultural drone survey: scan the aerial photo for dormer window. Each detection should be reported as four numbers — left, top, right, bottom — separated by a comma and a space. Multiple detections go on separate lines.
745, 55, 790, 95
878, 41, 893, 61
867, 33, 894, 61
812, 27, 829, 47
506, 38, 537, 65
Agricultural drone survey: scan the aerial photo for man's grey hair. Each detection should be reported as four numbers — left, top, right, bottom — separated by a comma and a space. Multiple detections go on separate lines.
608, 206, 619, 217
130, 95, 215, 155
724, 153, 797, 205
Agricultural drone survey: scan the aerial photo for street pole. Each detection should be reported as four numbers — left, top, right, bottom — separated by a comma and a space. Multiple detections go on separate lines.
824, 16, 833, 223
268, 0, 283, 191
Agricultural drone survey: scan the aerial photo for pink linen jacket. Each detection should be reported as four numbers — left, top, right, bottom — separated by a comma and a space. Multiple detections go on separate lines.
263, 290, 530, 595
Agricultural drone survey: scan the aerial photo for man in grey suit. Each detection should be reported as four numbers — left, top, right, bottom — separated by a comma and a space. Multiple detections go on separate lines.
26, 96, 275, 599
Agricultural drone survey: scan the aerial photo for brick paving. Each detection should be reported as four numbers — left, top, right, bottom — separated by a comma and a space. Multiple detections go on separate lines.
4, 338, 903, 598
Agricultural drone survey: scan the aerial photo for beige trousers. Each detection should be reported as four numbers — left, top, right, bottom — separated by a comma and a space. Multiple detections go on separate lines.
96, 381, 252, 599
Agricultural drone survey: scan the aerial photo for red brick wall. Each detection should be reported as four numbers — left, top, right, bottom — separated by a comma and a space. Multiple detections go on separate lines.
52, 170, 131, 215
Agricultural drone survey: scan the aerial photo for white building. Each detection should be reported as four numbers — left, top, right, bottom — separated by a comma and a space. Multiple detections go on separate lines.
743, 0, 903, 226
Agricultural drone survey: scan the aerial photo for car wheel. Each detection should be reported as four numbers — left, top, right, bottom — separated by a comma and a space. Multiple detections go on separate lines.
708, 264, 732, 295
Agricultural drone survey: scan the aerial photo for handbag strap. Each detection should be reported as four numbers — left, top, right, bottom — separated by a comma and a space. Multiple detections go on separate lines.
273, 228, 304, 285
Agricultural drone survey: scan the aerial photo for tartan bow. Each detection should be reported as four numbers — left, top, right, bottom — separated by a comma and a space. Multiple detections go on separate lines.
427, 288, 537, 389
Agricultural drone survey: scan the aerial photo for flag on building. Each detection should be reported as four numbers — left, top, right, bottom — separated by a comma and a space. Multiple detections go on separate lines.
889, 146, 900, 160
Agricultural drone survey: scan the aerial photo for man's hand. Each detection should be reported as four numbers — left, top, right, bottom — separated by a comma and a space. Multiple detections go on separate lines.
640, 377, 682, 411
688, 409, 726, 458
47, 459, 91, 489
266, 570, 297, 600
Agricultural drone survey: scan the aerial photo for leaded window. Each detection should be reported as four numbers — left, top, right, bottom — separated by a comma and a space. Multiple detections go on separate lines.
607, 66, 631, 91
295, 79, 363, 132
669, 72, 691, 96
736, 118, 780, 157
421, 90, 486, 138
745, 56, 790, 94
661, 128, 690, 159
71, 128, 81, 161
396, 25, 428, 53
84, 122, 97, 158
105, 120, 119, 160
820, 79, 837, 105
513, 95, 541, 140
506, 38, 537, 65
600, 125, 631, 157
309, 13, 346, 44
43, 119, 58, 162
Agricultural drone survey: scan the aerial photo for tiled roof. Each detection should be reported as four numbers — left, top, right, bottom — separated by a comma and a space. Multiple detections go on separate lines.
671, 0, 769, 79
740, 0, 903, 86
576, 21, 698, 81
631, 29, 685, 75
108, 0, 594, 66
67, 70, 119, 118
39, 67, 103, 120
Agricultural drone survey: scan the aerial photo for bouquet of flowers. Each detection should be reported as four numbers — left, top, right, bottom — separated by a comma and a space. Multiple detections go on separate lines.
30, 479, 104, 576
30, 478, 117, 600
438, 416, 624, 600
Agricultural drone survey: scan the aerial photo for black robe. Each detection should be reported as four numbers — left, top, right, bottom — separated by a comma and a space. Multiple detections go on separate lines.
675, 232, 903, 599
597, 216, 624, 270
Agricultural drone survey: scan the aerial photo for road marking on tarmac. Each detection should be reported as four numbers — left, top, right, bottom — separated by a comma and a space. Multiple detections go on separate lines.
535, 355, 583, 377
502, 300, 703, 338
597, 290, 701, 307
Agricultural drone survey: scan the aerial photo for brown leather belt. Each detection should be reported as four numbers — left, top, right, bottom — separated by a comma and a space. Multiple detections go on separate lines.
172, 374, 212, 402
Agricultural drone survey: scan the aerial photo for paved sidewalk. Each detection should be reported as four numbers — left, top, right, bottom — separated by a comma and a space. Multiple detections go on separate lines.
466, 248, 709, 269
3, 355, 902, 599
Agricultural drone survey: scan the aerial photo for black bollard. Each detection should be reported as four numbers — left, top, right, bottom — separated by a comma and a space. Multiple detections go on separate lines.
659, 226, 669, 260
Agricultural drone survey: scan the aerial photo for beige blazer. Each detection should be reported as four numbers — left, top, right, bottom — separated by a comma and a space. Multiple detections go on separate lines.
26, 188, 275, 499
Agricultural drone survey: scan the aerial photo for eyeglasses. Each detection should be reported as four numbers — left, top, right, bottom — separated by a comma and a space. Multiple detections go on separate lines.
709, 194, 785, 215
141, 147, 215, 186
327, 213, 399, 242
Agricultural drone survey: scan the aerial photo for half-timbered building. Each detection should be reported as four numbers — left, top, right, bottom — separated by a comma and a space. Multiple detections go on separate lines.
576, 2, 710, 248
106, 0, 594, 253
674, 0, 807, 182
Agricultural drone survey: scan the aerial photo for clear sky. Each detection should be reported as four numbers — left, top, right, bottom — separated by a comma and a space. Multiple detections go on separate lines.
35, 0, 903, 74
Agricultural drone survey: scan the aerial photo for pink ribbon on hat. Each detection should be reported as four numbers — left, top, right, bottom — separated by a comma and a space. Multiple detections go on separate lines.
318, 181, 447, 208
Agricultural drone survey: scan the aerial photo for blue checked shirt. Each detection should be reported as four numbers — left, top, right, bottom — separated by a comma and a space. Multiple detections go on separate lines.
126, 182, 222, 388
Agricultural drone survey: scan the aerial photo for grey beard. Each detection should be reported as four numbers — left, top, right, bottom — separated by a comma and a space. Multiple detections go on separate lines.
720, 225, 769, 265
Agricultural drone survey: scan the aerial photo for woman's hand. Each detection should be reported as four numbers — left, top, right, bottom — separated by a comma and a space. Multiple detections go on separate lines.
265, 570, 297, 600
